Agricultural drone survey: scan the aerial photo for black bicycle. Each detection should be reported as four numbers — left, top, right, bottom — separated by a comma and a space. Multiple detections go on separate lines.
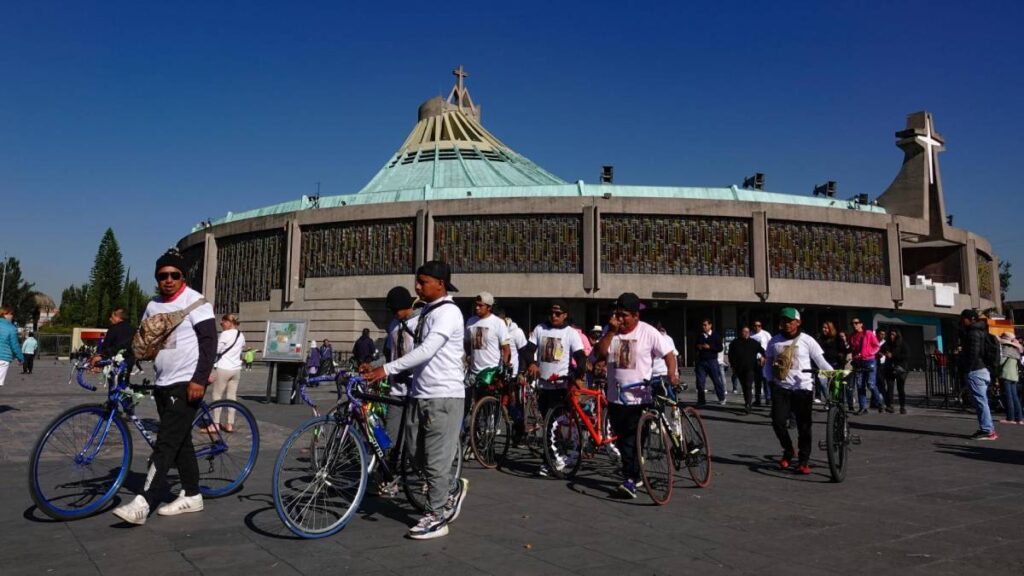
805, 368, 860, 482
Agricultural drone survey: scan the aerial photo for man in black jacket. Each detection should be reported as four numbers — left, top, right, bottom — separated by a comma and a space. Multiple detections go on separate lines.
91, 308, 135, 381
959, 309, 997, 441
695, 318, 726, 406
727, 326, 765, 414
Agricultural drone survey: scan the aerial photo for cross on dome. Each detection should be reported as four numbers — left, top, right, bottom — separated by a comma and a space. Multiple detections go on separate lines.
446, 64, 477, 115
914, 115, 943, 185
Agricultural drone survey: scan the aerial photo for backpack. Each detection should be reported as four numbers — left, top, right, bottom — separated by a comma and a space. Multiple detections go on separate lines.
982, 333, 1001, 376
132, 298, 208, 361
771, 338, 799, 381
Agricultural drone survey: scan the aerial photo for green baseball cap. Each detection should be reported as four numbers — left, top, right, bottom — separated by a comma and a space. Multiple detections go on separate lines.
780, 307, 801, 321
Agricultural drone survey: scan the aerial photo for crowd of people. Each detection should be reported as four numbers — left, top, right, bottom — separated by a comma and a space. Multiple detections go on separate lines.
7, 248, 1022, 542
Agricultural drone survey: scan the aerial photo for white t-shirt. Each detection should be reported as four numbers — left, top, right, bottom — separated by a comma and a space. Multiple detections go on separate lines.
530, 323, 584, 387
385, 312, 419, 397
605, 321, 671, 405
506, 320, 528, 375
214, 328, 246, 371
763, 332, 833, 392
383, 297, 465, 399
652, 333, 677, 376
752, 329, 772, 352
144, 286, 216, 387
466, 314, 510, 375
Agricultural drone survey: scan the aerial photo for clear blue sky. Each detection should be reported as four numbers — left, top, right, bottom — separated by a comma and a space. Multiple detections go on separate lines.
3, 1, 1022, 303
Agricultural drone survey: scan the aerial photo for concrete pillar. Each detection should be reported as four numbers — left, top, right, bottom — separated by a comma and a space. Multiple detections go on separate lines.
965, 239, 979, 309
752, 211, 768, 300
415, 209, 427, 267
886, 222, 904, 305
202, 232, 217, 303
424, 210, 435, 263
284, 218, 300, 306
583, 206, 596, 292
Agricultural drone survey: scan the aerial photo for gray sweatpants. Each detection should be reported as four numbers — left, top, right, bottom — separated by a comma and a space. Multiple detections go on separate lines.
404, 397, 463, 513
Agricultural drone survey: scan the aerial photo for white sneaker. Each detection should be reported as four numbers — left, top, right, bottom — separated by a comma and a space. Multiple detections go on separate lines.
157, 491, 204, 516
605, 443, 622, 464
408, 512, 448, 540
813, 398, 823, 404
113, 495, 150, 525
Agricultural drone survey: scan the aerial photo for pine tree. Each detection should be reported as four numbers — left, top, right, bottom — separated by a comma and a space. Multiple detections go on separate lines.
54, 284, 89, 327
83, 228, 125, 326
0, 257, 36, 325
119, 269, 151, 327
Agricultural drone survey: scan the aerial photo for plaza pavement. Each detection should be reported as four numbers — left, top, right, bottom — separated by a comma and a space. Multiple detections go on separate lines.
1, 359, 1022, 576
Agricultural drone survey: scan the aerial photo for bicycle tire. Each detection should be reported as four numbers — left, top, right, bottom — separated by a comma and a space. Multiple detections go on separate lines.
29, 404, 133, 520
272, 415, 367, 538
542, 404, 584, 479
521, 389, 544, 456
637, 411, 673, 505
191, 400, 260, 497
469, 396, 510, 469
825, 406, 849, 483
401, 438, 464, 514
682, 407, 711, 488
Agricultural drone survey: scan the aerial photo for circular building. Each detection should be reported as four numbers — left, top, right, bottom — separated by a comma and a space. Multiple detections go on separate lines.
176, 68, 1000, 366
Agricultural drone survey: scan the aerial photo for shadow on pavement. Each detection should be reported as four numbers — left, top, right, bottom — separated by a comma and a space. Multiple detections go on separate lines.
712, 452, 834, 483
934, 443, 1024, 465
852, 421, 966, 439
0, 405, 20, 415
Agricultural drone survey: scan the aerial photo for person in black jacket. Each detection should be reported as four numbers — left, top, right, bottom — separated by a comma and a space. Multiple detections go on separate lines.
91, 308, 136, 383
959, 309, 996, 440
695, 318, 726, 406
816, 321, 848, 405
882, 328, 909, 414
727, 326, 764, 414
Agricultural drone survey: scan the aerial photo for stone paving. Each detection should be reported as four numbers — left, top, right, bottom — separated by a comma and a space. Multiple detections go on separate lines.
2, 359, 1023, 575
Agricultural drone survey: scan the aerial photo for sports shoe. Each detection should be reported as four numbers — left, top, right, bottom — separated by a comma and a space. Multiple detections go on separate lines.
779, 452, 794, 470
605, 443, 621, 464
899, 407, 907, 415
113, 495, 150, 525
408, 512, 448, 540
718, 399, 727, 406
443, 478, 469, 523
537, 465, 550, 477
157, 491, 204, 516
813, 398, 823, 404
797, 463, 812, 475
977, 431, 998, 441
969, 430, 989, 440
617, 479, 639, 498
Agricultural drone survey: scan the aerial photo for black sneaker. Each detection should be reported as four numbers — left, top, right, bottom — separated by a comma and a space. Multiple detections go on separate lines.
968, 430, 988, 440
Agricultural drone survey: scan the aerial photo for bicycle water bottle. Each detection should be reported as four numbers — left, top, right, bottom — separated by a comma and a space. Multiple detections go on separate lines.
368, 413, 392, 450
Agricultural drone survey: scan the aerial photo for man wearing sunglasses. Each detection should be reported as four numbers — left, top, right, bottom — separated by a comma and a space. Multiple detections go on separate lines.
113, 249, 216, 525
526, 299, 587, 476
595, 293, 678, 498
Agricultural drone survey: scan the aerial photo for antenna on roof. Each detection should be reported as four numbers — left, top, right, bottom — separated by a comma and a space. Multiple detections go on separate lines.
742, 172, 764, 190
600, 165, 614, 184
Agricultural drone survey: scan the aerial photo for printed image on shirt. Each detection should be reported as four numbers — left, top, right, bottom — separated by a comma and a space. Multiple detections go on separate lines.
540, 336, 564, 363
472, 326, 488, 350
616, 339, 636, 370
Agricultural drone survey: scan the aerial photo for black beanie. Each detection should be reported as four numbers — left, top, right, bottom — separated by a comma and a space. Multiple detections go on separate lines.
155, 248, 186, 276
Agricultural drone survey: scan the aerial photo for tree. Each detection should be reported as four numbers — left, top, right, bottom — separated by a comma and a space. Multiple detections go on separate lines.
83, 228, 125, 327
0, 257, 37, 326
53, 284, 89, 327
1000, 260, 1012, 314
118, 270, 150, 327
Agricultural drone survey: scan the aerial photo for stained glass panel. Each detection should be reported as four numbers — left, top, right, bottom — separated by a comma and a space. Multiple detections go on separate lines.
215, 230, 285, 314
434, 215, 582, 273
978, 252, 994, 301
768, 221, 887, 285
300, 220, 415, 283
600, 215, 750, 276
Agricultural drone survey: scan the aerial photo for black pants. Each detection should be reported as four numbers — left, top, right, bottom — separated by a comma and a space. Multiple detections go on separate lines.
537, 388, 565, 420
144, 383, 200, 507
770, 384, 814, 464
735, 368, 755, 409
884, 372, 907, 409
23, 354, 35, 373
754, 372, 769, 402
608, 403, 649, 482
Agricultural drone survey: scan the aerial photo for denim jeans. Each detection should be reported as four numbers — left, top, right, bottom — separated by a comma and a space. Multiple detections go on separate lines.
965, 369, 993, 434
695, 359, 725, 403
853, 359, 884, 409
1003, 379, 1023, 422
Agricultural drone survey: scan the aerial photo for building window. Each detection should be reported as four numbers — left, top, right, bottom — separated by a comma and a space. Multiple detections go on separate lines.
181, 243, 204, 289
768, 221, 888, 285
434, 215, 582, 274
300, 220, 415, 283
215, 230, 285, 314
978, 252, 994, 301
600, 215, 751, 276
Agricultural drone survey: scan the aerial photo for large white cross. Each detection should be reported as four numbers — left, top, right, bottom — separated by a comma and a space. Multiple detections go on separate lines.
914, 118, 942, 185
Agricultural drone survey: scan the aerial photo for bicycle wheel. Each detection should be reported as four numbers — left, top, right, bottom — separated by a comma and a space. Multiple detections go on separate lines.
637, 411, 673, 505
29, 405, 133, 520
401, 438, 464, 514
543, 404, 583, 479
469, 396, 510, 469
682, 407, 711, 488
191, 400, 260, 497
825, 406, 849, 483
273, 416, 367, 538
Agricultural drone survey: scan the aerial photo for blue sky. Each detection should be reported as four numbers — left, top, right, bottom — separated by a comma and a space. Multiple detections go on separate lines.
3, 1, 1022, 302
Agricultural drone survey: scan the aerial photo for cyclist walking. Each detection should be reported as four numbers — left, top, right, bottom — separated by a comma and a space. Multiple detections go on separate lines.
112, 248, 217, 525
763, 307, 832, 474
363, 261, 468, 539
526, 299, 587, 476
594, 293, 677, 498
381, 286, 418, 469
465, 292, 510, 411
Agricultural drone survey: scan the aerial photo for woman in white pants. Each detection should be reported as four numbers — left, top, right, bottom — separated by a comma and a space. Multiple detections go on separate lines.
210, 314, 245, 432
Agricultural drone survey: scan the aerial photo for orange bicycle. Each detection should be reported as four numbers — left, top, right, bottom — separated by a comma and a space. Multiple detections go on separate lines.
542, 380, 675, 504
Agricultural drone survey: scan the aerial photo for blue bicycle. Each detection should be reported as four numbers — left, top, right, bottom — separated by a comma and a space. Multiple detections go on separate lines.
28, 358, 260, 520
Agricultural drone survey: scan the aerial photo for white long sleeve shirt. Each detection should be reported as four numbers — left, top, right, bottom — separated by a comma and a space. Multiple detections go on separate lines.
382, 296, 465, 399
763, 332, 833, 392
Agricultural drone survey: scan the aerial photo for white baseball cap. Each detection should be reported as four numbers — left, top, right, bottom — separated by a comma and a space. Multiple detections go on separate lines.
476, 292, 495, 306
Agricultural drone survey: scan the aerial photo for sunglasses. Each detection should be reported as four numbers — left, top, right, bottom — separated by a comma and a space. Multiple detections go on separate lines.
852, 321, 862, 325
550, 310, 567, 316
157, 271, 183, 281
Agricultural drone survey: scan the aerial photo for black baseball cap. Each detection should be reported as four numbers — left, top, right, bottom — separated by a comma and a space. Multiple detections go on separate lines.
549, 299, 569, 314
614, 292, 642, 313
386, 286, 415, 313
416, 260, 458, 292
960, 308, 979, 320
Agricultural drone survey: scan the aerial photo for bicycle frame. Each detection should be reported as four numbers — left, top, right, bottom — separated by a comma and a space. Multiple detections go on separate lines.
566, 386, 614, 446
